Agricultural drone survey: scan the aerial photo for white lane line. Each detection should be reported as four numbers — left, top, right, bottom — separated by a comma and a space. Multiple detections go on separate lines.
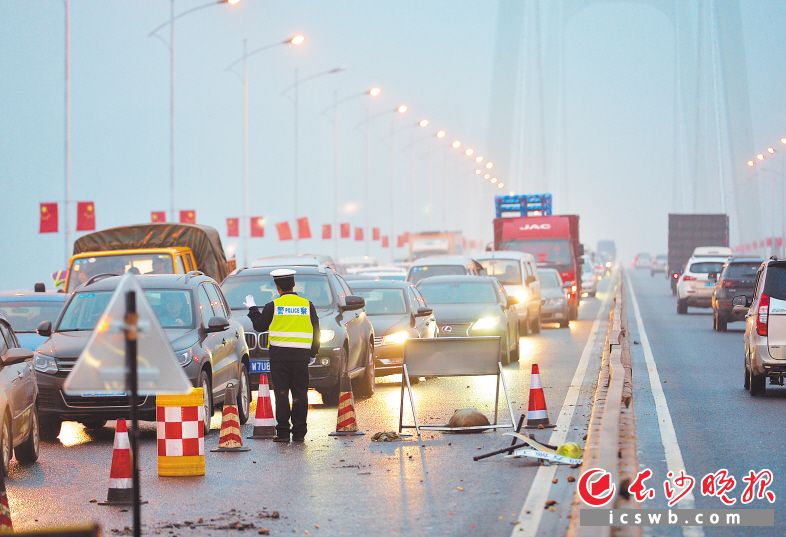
626, 272, 704, 537
510, 286, 612, 536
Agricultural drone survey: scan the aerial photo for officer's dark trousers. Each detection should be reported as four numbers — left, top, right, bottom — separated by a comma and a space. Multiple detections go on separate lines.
270, 360, 309, 439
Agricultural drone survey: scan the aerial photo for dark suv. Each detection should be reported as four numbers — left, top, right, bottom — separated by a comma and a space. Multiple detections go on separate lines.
34, 273, 250, 439
221, 265, 375, 405
712, 257, 762, 331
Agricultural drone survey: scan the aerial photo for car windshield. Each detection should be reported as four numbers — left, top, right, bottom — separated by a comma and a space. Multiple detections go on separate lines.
407, 265, 467, 283
58, 289, 194, 331
537, 270, 562, 289
351, 289, 408, 315
725, 263, 760, 279
418, 281, 498, 304
498, 239, 572, 266
0, 301, 64, 332
69, 254, 173, 292
690, 262, 724, 274
478, 259, 522, 285
222, 274, 334, 309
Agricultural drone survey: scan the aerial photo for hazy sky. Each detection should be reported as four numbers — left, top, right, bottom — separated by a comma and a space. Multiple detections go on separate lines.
1, 1, 785, 290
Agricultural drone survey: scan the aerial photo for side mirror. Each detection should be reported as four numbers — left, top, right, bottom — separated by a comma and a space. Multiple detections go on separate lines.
415, 307, 433, 317
206, 316, 230, 333
2, 347, 33, 366
525, 275, 536, 286
37, 320, 52, 338
342, 295, 365, 311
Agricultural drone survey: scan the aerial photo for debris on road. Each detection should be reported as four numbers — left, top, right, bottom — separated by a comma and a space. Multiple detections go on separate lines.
446, 408, 490, 432
371, 431, 403, 442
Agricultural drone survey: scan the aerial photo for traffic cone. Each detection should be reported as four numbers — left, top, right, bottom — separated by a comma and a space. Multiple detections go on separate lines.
328, 373, 364, 436
212, 383, 250, 452
248, 374, 276, 439
99, 419, 145, 506
0, 460, 12, 533
525, 364, 555, 429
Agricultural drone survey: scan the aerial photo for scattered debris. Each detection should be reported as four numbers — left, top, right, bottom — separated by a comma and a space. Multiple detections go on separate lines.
109, 509, 283, 535
456, 486, 465, 492
551, 478, 558, 484
371, 431, 403, 442
566, 475, 576, 483
446, 408, 490, 432
544, 500, 558, 508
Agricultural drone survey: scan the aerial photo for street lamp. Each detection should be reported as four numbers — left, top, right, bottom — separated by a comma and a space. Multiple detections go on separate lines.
757, 153, 765, 161
768, 147, 776, 155
475, 155, 484, 163
436, 130, 446, 139
148, 0, 240, 222
418, 119, 429, 128
451, 140, 462, 149
747, 160, 755, 167
224, 34, 304, 267
465, 148, 475, 157
485, 161, 495, 169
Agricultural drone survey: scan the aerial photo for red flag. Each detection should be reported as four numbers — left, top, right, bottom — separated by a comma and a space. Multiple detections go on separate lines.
180, 210, 196, 224
76, 201, 96, 231
297, 217, 311, 239
39, 202, 58, 233
766, 237, 773, 247
276, 221, 293, 241
340, 223, 351, 239
151, 211, 166, 223
322, 224, 332, 240
372, 227, 380, 241
251, 216, 265, 238
777, 238, 784, 248
354, 227, 364, 241
381, 236, 390, 248
396, 234, 407, 248
226, 217, 239, 237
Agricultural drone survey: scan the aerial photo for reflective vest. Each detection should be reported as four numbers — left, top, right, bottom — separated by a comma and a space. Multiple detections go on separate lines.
268, 294, 314, 349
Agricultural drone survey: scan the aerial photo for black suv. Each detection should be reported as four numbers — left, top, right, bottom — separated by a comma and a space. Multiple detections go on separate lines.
221, 265, 375, 405
712, 257, 762, 331
34, 273, 250, 438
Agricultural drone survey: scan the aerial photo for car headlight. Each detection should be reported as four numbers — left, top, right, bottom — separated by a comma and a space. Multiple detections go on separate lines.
508, 286, 529, 304
382, 330, 409, 345
176, 348, 193, 367
34, 352, 58, 374
546, 297, 565, 306
471, 316, 500, 331
319, 329, 335, 343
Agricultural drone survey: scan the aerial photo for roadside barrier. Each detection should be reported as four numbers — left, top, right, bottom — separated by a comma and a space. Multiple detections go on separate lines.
13, 524, 101, 536
212, 383, 250, 452
328, 372, 364, 436
248, 374, 276, 439
524, 363, 555, 429
0, 458, 12, 533
99, 419, 142, 506
156, 388, 205, 477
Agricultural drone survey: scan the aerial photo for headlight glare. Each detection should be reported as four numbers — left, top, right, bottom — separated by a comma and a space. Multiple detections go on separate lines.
382, 330, 409, 345
471, 316, 500, 331
319, 329, 335, 343
34, 352, 58, 374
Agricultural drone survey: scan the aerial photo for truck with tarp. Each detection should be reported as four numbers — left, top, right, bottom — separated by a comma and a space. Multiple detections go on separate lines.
667, 213, 729, 294
65, 223, 233, 292
407, 231, 466, 261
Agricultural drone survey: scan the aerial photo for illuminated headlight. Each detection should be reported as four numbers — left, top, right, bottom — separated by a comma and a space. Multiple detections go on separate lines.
34, 352, 58, 374
471, 316, 500, 331
319, 357, 330, 366
605, 261, 612, 268
176, 348, 193, 367
382, 330, 409, 345
508, 286, 529, 304
319, 329, 335, 343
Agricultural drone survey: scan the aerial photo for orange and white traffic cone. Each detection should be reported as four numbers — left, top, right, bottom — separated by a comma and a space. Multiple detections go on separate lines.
0, 459, 12, 533
248, 374, 276, 440
212, 384, 250, 452
525, 364, 555, 429
328, 373, 364, 436
99, 419, 145, 506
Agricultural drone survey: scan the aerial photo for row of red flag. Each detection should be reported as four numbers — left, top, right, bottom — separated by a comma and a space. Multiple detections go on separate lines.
38, 203, 410, 247
734, 238, 784, 252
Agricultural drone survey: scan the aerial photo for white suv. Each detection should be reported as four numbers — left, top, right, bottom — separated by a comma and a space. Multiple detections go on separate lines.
676, 255, 728, 314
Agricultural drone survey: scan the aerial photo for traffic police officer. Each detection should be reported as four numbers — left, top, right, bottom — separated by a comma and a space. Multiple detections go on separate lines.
245, 269, 320, 443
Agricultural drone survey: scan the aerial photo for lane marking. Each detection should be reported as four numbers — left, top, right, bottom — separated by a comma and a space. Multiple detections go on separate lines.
510, 282, 613, 536
626, 272, 704, 537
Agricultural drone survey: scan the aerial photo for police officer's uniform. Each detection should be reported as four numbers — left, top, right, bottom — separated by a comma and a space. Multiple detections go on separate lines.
247, 269, 320, 442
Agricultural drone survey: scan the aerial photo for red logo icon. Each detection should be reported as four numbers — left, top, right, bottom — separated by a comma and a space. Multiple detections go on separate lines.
577, 468, 616, 507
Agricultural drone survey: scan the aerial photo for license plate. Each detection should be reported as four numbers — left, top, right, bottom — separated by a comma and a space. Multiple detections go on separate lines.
704, 281, 715, 287
250, 360, 271, 373
81, 392, 127, 397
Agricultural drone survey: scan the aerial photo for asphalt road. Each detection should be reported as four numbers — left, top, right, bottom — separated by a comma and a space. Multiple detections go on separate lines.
627, 269, 785, 536
7, 276, 614, 537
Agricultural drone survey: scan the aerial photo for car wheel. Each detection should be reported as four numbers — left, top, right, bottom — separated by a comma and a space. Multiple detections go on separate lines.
559, 319, 570, 328
530, 313, 541, 334
510, 335, 520, 362
320, 347, 346, 406
518, 316, 529, 337
568, 303, 578, 321
744, 358, 751, 390
15, 407, 39, 465
82, 419, 107, 431
353, 340, 376, 398
749, 369, 766, 396
199, 370, 214, 435
716, 314, 727, 332
236, 363, 251, 425
0, 414, 11, 474
500, 335, 511, 366
677, 299, 688, 315
39, 416, 61, 441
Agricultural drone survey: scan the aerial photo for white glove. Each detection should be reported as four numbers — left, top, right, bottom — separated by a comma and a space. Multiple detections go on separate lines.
243, 295, 256, 308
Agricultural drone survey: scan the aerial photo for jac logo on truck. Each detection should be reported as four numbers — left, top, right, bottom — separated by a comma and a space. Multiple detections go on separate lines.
518, 223, 551, 231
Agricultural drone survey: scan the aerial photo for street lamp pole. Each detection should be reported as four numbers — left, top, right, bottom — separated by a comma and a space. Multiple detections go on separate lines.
332, 90, 339, 258
242, 38, 249, 267
293, 67, 300, 254
64, 0, 71, 261
363, 104, 370, 255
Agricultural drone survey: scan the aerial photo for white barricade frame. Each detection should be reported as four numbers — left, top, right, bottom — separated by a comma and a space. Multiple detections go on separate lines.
398, 336, 516, 436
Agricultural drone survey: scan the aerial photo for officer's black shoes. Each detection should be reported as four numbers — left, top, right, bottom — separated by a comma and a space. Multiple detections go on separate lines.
292, 436, 305, 443
273, 436, 290, 443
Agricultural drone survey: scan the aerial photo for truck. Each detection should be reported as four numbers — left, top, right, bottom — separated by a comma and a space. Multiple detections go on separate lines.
667, 214, 729, 295
407, 231, 465, 261
596, 240, 617, 263
492, 194, 583, 320
65, 223, 234, 292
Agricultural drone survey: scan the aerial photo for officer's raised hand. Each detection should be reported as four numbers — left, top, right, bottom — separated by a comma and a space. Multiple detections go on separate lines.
243, 294, 256, 309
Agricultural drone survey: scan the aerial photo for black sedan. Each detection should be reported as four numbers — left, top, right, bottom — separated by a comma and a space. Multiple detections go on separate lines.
416, 275, 520, 364
0, 313, 39, 472
348, 280, 436, 377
